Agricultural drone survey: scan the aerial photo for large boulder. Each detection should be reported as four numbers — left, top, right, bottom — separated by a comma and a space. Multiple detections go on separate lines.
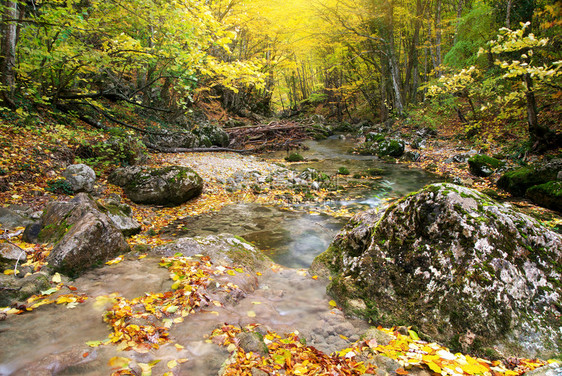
30, 193, 130, 276
62, 164, 96, 193
109, 165, 203, 206
497, 159, 561, 196
467, 154, 504, 177
312, 183, 562, 358
525, 180, 562, 212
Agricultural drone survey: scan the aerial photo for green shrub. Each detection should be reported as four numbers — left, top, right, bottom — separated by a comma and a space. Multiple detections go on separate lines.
46, 179, 74, 195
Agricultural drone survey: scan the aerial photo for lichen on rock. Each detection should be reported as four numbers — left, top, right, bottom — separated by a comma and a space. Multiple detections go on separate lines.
313, 183, 562, 358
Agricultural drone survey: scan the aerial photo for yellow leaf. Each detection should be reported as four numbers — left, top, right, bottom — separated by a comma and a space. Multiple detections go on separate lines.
108, 356, 130, 368
247, 311, 256, 318
138, 254, 147, 259
167, 360, 178, 369
426, 361, 442, 374
175, 344, 185, 351
51, 273, 62, 283
329, 300, 337, 307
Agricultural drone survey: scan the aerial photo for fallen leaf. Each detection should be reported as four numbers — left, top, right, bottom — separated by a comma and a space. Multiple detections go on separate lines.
108, 356, 130, 368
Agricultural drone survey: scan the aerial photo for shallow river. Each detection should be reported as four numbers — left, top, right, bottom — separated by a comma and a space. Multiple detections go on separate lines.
0, 137, 439, 375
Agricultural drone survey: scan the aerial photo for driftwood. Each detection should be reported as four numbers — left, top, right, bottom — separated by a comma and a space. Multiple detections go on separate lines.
226, 120, 311, 151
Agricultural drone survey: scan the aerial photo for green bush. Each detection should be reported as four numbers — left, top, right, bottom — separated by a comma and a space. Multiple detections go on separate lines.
46, 179, 74, 195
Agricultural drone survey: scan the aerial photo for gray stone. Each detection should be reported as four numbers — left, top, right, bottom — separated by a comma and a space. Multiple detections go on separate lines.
0, 207, 33, 230
97, 197, 141, 236
30, 193, 130, 276
109, 165, 203, 206
524, 363, 562, 376
143, 130, 199, 149
314, 183, 562, 358
0, 272, 51, 306
237, 332, 268, 356
363, 327, 393, 346
62, 164, 96, 193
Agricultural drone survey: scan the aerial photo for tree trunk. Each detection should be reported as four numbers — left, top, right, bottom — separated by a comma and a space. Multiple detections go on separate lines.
506, 0, 513, 28
454, 0, 464, 44
0, 0, 18, 108
385, 0, 404, 115
404, 0, 424, 103
434, 0, 442, 77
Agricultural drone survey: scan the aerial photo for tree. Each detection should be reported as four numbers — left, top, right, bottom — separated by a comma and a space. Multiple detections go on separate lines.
484, 21, 561, 148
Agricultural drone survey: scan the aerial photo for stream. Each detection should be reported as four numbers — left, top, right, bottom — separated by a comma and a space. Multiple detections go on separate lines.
0, 136, 439, 375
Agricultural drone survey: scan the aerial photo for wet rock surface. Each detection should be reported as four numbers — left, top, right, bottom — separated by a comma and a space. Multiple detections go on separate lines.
314, 183, 562, 358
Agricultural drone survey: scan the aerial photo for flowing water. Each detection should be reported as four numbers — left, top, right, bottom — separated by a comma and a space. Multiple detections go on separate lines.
0, 136, 439, 375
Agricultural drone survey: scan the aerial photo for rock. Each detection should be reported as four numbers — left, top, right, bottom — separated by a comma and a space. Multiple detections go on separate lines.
22, 221, 42, 243
109, 165, 203, 206
0, 207, 33, 230
468, 154, 504, 177
152, 234, 271, 274
62, 164, 96, 193
362, 327, 393, 347
314, 183, 562, 358
376, 140, 405, 158
0, 272, 51, 307
525, 181, 562, 212
193, 124, 229, 147
144, 130, 199, 149
29, 193, 130, 276
237, 332, 268, 356
0, 242, 22, 261
524, 362, 562, 376
366, 133, 386, 143
97, 196, 142, 236
497, 159, 562, 196
370, 354, 401, 375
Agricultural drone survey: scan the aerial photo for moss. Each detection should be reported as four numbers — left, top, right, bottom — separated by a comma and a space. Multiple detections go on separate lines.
285, 153, 304, 162
337, 167, 350, 175
526, 181, 562, 212
498, 166, 557, 196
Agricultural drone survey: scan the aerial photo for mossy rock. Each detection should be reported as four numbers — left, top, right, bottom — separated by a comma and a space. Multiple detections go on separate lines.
526, 181, 562, 212
376, 139, 405, 158
468, 155, 504, 177
337, 167, 350, 175
109, 166, 203, 206
285, 153, 304, 162
498, 164, 559, 197
314, 183, 562, 358
365, 132, 386, 143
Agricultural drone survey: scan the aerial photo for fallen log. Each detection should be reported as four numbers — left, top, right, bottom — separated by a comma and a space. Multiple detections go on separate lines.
144, 142, 251, 154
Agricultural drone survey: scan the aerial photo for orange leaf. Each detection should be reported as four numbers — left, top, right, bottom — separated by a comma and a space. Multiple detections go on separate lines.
396, 368, 409, 375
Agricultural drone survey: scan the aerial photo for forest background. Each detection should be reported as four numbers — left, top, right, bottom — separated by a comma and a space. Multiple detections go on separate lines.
0, 0, 561, 153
